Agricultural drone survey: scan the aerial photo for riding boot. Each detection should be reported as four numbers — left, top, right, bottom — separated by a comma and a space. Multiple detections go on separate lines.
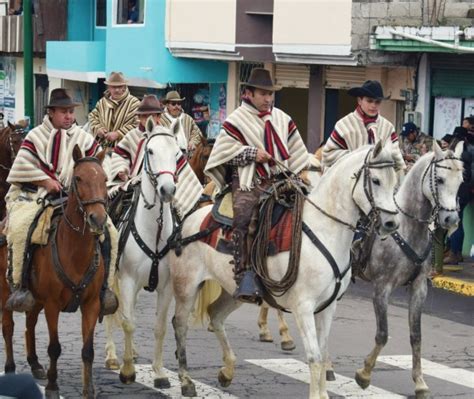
5, 287, 35, 313
231, 230, 263, 304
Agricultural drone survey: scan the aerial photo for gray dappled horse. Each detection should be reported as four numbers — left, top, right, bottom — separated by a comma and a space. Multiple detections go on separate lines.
354, 141, 464, 399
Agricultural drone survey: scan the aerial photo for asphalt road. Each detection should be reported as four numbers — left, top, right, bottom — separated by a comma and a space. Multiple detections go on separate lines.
0, 280, 472, 398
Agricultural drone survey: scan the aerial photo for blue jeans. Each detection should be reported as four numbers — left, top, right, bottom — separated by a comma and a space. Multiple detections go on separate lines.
450, 204, 466, 254
0, 373, 43, 399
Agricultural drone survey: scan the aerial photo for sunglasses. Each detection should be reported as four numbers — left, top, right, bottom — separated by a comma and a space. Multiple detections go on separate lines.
169, 102, 182, 106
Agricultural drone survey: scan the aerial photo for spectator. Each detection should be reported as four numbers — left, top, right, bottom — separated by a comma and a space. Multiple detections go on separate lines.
440, 134, 454, 150
444, 126, 474, 265
127, 0, 139, 23
88, 72, 140, 148
0, 373, 43, 399
399, 122, 433, 171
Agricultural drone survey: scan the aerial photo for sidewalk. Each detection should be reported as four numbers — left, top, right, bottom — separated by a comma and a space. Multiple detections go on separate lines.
431, 257, 474, 296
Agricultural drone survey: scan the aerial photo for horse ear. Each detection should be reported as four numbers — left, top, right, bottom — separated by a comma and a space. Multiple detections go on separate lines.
432, 139, 444, 160
95, 149, 106, 164
7, 121, 14, 130
146, 116, 156, 134
72, 144, 83, 163
373, 140, 383, 158
453, 140, 464, 158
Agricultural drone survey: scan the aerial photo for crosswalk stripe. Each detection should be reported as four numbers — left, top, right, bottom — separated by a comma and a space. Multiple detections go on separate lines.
246, 358, 406, 398
379, 355, 474, 389
112, 364, 239, 398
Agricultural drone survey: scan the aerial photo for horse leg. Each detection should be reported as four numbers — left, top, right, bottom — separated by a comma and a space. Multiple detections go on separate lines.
207, 290, 241, 388
152, 282, 173, 389
172, 284, 200, 397
355, 285, 392, 389
26, 304, 46, 379
325, 358, 336, 381
104, 315, 120, 370
315, 305, 337, 399
257, 305, 273, 342
44, 304, 61, 399
81, 300, 100, 399
119, 276, 139, 384
2, 305, 15, 374
409, 276, 430, 399
293, 304, 323, 399
278, 310, 296, 351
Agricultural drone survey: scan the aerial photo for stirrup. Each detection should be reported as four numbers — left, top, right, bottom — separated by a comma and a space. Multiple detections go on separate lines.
5, 288, 36, 313
100, 289, 119, 317
233, 271, 264, 305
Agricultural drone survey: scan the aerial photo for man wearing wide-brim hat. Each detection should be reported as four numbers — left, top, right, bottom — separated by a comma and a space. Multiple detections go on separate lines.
205, 68, 309, 304
399, 121, 433, 171
322, 80, 405, 171
160, 90, 203, 155
5, 88, 110, 313
89, 71, 140, 147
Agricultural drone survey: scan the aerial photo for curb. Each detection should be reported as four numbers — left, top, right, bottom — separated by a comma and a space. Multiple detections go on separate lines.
431, 276, 474, 296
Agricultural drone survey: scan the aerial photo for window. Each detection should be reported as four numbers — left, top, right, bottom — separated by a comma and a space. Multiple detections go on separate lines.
96, 0, 106, 27
116, 0, 144, 25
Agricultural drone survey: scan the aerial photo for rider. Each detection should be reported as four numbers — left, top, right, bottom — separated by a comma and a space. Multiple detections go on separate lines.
5, 88, 117, 313
322, 80, 405, 172
160, 90, 204, 156
204, 68, 310, 303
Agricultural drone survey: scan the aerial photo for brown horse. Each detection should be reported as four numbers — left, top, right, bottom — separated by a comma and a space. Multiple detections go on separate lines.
188, 136, 214, 184
0, 122, 46, 379
5, 146, 107, 399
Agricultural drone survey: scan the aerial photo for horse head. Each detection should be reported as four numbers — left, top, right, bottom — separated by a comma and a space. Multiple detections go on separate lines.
71, 145, 108, 234
422, 140, 464, 230
142, 116, 179, 204
189, 135, 214, 184
351, 140, 400, 236
1, 121, 27, 164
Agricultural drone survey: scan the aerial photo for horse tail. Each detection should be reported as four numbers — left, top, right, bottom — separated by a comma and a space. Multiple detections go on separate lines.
108, 273, 123, 328
191, 280, 222, 326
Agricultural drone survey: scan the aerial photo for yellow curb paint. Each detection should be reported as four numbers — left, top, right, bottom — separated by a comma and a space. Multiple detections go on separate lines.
432, 276, 474, 296
444, 266, 463, 272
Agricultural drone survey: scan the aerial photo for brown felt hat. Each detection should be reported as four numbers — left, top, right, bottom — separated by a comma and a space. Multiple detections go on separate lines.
243, 68, 281, 92
136, 95, 163, 115
45, 88, 80, 108
105, 71, 128, 86
163, 90, 185, 103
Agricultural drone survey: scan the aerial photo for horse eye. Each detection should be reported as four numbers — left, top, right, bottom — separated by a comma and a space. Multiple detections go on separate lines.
372, 178, 380, 186
436, 177, 444, 184
148, 148, 154, 155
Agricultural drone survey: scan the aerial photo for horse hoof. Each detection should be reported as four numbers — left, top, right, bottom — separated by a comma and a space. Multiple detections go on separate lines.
32, 367, 47, 380
415, 389, 431, 399
119, 372, 136, 384
154, 377, 171, 389
45, 389, 61, 399
326, 369, 336, 381
105, 358, 120, 370
281, 340, 296, 351
218, 369, 233, 388
181, 383, 197, 397
355, 369, 370, 389
259, 333, 274, 343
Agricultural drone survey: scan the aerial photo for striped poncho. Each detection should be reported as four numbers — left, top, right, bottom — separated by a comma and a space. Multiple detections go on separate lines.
161, 111, 203, 152
88, 88, 140, 147
106, 124, 203, 219
322, 106, 406, 171
205, 101, 310, 191
7, 115, 101, 200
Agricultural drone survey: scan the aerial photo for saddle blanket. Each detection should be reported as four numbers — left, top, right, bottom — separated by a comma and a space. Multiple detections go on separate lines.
199, 208, 293, 256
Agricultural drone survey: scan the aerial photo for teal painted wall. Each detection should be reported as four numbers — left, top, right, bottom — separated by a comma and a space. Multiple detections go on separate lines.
67, 0, 93, 41
47, 41, 105, 72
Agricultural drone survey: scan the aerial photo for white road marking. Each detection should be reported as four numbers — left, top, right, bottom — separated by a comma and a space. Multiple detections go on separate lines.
112, 364, 239, 398
246, 358, 407, 398
379, 355, 474, 389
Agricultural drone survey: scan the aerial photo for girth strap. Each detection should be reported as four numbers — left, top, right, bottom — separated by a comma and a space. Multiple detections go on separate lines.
302, 222, 351, 314
391, 231, 432, 285
51, 220, 101, 313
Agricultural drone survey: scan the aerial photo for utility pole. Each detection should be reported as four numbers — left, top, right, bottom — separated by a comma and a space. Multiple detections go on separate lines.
23, 0, 34, 126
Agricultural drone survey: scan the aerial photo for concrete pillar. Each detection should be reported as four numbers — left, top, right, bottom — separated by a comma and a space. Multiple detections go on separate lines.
415, 53, 431, 133
307, 65, 324, 152
226, 62, 238, 115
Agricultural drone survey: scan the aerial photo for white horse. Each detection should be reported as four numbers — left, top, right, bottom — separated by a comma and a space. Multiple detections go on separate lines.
103, 118, 180, 386
163, 141, 400, 399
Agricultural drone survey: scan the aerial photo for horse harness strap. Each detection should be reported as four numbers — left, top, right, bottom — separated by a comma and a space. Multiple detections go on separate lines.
51, 219, 101, 313
391, 231, 432, 285
302, 222, 351, 314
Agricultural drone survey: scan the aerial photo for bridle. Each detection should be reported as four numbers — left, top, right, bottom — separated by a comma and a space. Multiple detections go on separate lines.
141, 132, 178, 210
393, 155, 461, 226
62, 157, 108, 234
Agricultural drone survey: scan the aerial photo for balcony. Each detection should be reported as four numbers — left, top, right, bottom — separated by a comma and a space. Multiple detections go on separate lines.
0, 0, 67, 53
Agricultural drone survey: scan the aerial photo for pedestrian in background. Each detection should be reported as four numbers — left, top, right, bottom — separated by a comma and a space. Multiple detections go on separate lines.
399, 122, 433, 171
88, 71, 140, 148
